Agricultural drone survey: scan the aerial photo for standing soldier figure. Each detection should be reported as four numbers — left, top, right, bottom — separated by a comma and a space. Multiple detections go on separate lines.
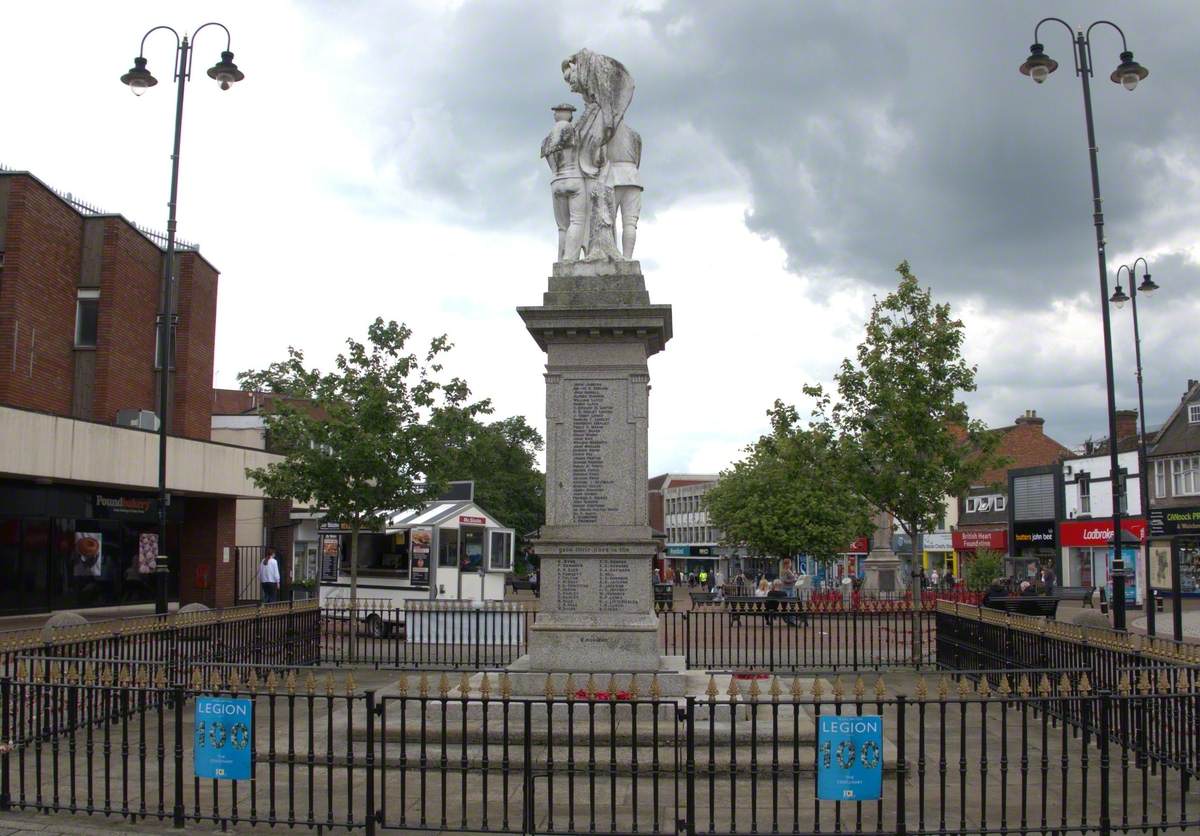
541, 103, 586, 261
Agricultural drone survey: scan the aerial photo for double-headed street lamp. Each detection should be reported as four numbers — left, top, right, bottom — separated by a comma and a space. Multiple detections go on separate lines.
121, 24, 244, 615
1110, 260, 1173, 638
1019, 19, 1148, 631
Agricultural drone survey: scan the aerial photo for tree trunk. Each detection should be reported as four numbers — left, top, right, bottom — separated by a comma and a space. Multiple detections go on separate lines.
350, 521, 360, 605
911, 522, 923, 667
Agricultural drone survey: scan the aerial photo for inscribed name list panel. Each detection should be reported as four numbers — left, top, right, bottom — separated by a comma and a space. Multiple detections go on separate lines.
568, 378, 632, 525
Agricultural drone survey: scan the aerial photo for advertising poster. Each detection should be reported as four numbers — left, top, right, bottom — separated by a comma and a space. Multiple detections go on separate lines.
1106, 546, 1139, 603
320, 535, 341, 582
1150, 545, 1172, 590
817, 715, 883, 801
194, 697, 253, 780
138, 533, 158, 574
73, 532, 103, 577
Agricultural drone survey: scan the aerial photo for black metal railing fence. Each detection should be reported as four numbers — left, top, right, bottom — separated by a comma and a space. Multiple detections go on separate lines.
4, 667, 1199, 834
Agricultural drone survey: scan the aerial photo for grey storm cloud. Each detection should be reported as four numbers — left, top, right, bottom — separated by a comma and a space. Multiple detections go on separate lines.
304, 0, 1199, 443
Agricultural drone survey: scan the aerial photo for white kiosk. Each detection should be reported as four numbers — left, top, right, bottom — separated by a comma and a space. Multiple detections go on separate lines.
318, 483, 516, 608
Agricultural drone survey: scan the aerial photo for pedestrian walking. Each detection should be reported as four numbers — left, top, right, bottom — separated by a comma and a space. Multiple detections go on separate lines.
779, 558, 798, 599
259, 547, 281, 603
930, 568, 940, 589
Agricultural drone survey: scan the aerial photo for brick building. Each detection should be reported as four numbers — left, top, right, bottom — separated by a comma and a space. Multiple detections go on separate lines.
952, 409, 1072, 572
0, 169, 278, 615
1147, 379, 1200, 596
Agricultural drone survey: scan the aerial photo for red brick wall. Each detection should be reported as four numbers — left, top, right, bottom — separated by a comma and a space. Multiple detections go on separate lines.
978, 420, 1072, 487
174, 252, 217, 440
0, 173, 217, 441
264, 500, 295, 586
180, 496, 237, 608
91, 218, 160, 425
0, 176, 81, 415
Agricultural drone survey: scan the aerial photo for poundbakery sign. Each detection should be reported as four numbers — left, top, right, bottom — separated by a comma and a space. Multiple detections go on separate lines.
94, 494, 155, 516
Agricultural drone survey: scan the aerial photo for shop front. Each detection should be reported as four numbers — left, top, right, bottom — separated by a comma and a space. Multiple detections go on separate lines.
0, 479, 183, 615
951, 528, 1007, 574
1148, 505, 1200, 597
921, 532, 956, 579
318, 500, 514, 606
1059, 518, 1146, 604
663, 545, 722, 583
1011, 521, 1056, 578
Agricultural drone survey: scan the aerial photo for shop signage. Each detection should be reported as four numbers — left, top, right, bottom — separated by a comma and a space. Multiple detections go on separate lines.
1059, 518, 1147, 548
847, 537, 869, 554
1149, 506, 1200, 537
817, 715, 883, 801
459, 515, 487, 526
1013, 521, 1055, 547
923, 532, 953, 551
194, 697, 252, 780
952, 529, 1007, 551
95, 494, 154, 515
666, 545, 716, 557
318, 520, 351, 533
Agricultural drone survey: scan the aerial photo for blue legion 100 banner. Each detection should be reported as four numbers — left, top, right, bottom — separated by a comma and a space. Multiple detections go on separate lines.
194, 696, 253, 780
816, 714, 883, 801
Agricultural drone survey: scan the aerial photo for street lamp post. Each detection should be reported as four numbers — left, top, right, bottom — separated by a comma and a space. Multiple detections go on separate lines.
1110, 260, 1169, 636
121, 24, 244, 615
1019, 19, 1148, 631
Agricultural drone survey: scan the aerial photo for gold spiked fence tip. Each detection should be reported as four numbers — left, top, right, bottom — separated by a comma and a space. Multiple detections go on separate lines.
726, 675, 741, 701
544, 675, 556, 701
564, 673, 577, 701
874, 675, 886, 701
705, 675, 718, 702
500, 672, 513, 699
747, 676, 761, 702
915, 676, 928, 701
479, 672, 491, 700
459, 671, 472, 698
649, 673, 662, 700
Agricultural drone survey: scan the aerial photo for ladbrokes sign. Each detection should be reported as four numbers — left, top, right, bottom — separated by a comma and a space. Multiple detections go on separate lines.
1059, 518, 1146, 547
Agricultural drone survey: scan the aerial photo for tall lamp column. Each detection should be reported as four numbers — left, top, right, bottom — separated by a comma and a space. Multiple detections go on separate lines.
1019, 18, 1148, 630
121, 24, 244, 614
1111, 261, 1168, 636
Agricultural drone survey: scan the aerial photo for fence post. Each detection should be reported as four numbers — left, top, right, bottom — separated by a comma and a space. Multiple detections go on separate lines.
684, 697, 696, 836
173, 683, 185, 828
1, 677, 10, 811
895, 694, 908, 835
365, 689, 377, 836
1098, 689, 1112, 836
522, 700, 534, 836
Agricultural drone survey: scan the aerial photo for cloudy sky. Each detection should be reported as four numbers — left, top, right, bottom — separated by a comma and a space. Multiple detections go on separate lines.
6, 1, 1199, 474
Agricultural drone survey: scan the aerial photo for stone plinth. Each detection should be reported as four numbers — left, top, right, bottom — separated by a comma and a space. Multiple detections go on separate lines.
516, 260, 673, 678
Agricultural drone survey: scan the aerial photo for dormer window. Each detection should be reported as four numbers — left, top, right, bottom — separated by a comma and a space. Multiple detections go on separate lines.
1189, 403, 1200, 424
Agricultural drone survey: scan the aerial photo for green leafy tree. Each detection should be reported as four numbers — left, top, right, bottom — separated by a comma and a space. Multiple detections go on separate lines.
965, 549, 1005, 592
238, 319, 487, 601
705, 400, 872, 562
812, 262, 1003, 587
426, 410, 546, 553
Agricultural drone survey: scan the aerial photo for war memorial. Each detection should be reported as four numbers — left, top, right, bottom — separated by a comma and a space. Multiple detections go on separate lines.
1, 46, 1199, 836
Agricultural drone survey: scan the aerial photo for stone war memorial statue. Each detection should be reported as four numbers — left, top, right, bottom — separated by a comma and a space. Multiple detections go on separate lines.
541, 48, 643, 263
517, 50, 680, 693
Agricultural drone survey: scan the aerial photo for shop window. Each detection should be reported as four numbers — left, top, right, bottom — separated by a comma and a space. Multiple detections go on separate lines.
490, 531, 513, 571
1172, 456, 1200, 497
75, 290, 99, 348
460, 527, 484, 572
438, 528, 458, 567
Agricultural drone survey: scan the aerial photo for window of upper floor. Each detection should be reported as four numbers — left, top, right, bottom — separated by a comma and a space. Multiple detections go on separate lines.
1189, 403, 1200, 425
74, 289, 99, 348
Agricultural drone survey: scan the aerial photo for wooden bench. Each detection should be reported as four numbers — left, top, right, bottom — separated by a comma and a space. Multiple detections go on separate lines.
982, 595, 1060, 618
1056, 586, 1097, 608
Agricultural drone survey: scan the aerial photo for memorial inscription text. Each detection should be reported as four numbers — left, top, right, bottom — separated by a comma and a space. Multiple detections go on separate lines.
556, 558, 585, 612
599, 558, 639, 612
571, 381, 615, 523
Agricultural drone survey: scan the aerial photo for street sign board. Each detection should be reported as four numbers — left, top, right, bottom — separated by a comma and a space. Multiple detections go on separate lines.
194, 696, 253, 780
817, 714, 883, 801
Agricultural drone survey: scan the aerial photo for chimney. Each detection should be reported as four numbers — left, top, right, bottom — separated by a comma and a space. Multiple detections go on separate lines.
1187, 379, 1199, 401
1114, 409, 1138, 443
1014, 409, 1045, 433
